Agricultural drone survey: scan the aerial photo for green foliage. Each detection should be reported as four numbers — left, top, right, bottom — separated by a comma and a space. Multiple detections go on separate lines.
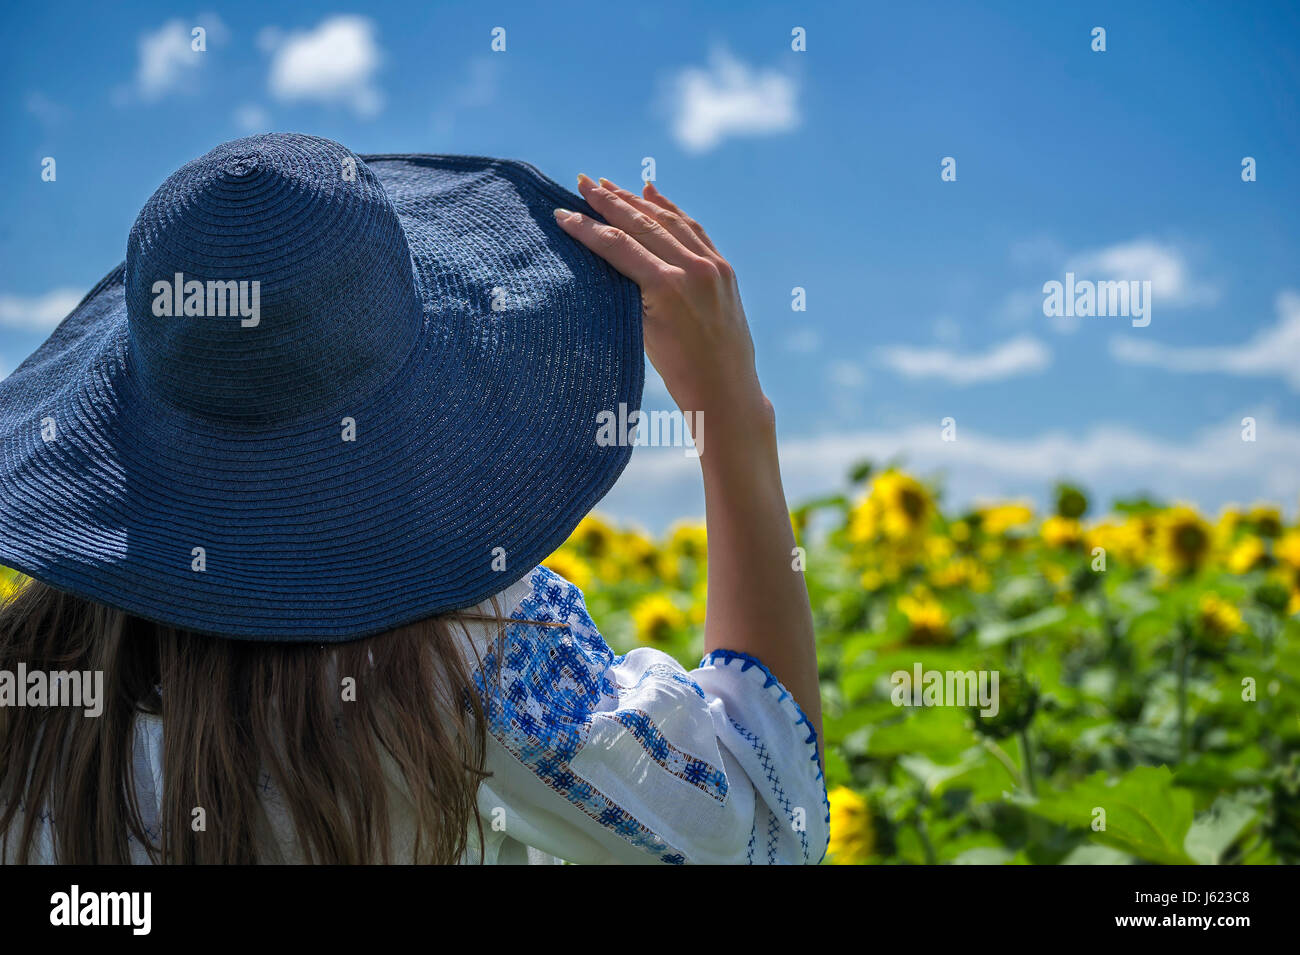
1013, 766, 1197, 864
548, 472, 1300, 865
4, 467, 1294, 866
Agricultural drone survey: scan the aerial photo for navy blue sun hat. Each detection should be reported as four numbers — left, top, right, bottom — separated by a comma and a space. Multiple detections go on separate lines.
0, 133, 642, 640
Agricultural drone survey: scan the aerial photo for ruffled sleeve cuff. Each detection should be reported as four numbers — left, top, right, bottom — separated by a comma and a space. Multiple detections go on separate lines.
690, 649, 830, 864
470, 567, 829, 865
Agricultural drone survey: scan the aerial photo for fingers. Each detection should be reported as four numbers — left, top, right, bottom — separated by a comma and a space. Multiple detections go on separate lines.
576, 174, 702, 269
641, 181, 720, 255
594, 178, 714, 259
552, 207, 671, 290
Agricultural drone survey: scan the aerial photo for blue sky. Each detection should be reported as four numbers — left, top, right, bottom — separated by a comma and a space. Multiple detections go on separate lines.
3, 0, 1298, 529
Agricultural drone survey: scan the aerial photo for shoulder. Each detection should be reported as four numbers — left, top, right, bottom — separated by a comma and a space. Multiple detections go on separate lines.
450, 565, 598, 658
463, 565, 591, 624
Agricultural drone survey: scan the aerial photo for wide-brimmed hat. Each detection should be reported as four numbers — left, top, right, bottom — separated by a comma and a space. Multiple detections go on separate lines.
0, 133, 642, 640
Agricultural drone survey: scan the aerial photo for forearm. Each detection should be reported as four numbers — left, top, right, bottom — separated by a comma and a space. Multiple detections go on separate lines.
552, 177, 823, 750
698, 395, 823, 750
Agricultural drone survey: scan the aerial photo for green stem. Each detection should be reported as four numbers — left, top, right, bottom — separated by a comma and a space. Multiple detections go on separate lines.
1176, 619, 1189, 763
981, 737, 1028, 791
1018, 728, 1038, 797
914, 791, 938, 865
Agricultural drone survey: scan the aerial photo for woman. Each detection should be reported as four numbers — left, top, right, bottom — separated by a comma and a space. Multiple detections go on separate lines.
0, 134, 826, 864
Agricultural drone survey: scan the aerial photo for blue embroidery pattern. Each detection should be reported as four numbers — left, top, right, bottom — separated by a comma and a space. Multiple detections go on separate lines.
699, 648, 832, 861
11, 797, 55, 826
601, 709, 728, 802
126, 822, 162, 846
766, 807, 781, 864
475, 566, 695, 864
728, 715, 808, 860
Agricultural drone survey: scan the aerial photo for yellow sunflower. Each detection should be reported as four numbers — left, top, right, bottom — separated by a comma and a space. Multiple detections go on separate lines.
898, 589, 951, 645
979, 502, 1034, 536
848, 470, 934, 545
541, 549, 594, 592
1085, 519, 1148, 566
615, 528, 663, 583
929, 557, 990, 592
687, 579, 707, 625
1227, 537, 1268, 575
666, 521, 708, 563
1157, 505, 1213, 576
1272, 531, 1300, 614
925, 534, 956, 564
859, 568, 887, 592
1216, 505, 1246, 541
1041, 515, 1083, 550
1197, 592, 1243, 644
1276, 530, 1300, 571
568, 514, 617, 560
631, 593, 685, 644
1247, 504, 1283, 538
827, 786, 874, 864
662, 522, 705, 583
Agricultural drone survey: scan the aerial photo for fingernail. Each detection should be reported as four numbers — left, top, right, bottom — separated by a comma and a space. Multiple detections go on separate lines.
644, 180, 657, 192
576, 173, 595, 189
598, 177, 615, 190
553, 207, 572, 221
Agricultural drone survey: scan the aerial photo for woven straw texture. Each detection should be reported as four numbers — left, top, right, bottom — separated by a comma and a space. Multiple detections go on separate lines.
0, 133, 643, 640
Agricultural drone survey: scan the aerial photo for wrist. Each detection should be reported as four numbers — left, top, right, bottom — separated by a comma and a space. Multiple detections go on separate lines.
691, 390, 778, 473
675, 378, 772, 431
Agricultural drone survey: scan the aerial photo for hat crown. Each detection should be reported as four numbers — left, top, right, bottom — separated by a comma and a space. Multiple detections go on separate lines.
124, 133, 424, 423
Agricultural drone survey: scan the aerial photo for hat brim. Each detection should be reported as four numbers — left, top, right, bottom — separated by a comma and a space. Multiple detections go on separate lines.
0, 153, 643, 640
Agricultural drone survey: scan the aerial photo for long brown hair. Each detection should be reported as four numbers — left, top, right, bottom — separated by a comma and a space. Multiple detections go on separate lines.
0, 576, 502, 864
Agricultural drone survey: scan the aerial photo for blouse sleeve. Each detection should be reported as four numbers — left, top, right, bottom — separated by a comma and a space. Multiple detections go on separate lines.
469, 566, 829, 865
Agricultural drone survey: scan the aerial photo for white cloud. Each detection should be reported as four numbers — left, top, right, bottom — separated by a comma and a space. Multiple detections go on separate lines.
25, 91, 64, 126
667, 48, 799, 153
784, 328, 822, 354
0, 289, 83, 331
268, 15, 383, 116
597, 412, 1300, 530
1110, 290, 1300, 391
829, 360, 867, 389
233, 103, 271, 132
1069, 238, 1217, 308
878, 335, 1050, 385
1001, 236, 1218, 336
134, 15, 227, 101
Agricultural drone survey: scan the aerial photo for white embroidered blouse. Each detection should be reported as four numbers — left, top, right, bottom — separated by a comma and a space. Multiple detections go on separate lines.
11, 566, 830, 865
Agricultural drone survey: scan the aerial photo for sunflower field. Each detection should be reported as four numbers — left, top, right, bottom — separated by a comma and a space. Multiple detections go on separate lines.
545, 465, 1300, 865
1, 464, 1295, 865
